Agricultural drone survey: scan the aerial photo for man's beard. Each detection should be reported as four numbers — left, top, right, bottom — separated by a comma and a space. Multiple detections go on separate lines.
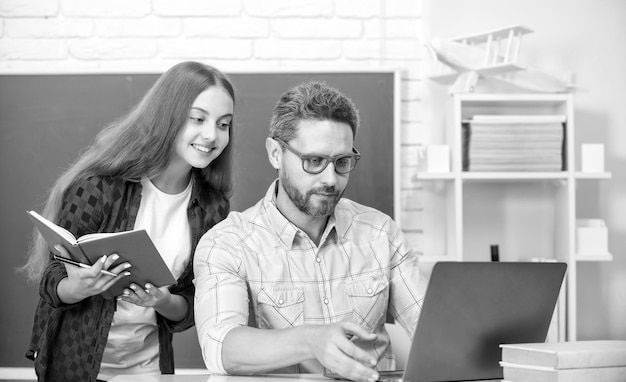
281, 169, 343, 218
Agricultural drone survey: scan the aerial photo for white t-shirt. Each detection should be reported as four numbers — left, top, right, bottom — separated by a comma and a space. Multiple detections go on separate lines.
98, 178, 192, 380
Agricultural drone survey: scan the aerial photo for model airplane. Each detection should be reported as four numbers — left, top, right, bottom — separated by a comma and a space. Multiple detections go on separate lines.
427, 25, 575, 93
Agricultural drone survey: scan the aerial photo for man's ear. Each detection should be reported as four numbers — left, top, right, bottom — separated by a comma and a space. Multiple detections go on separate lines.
266, 137, 282, 170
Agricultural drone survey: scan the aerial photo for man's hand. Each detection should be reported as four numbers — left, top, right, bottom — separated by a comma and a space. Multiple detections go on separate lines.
221, 322, 381, 379
307, 322, 380, 382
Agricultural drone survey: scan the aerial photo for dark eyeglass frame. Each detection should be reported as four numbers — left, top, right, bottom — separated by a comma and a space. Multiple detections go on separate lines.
274, 137, 361, 175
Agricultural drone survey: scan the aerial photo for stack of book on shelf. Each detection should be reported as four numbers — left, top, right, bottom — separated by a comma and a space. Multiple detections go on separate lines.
462, 115, 565, 172
500, 340, 626, 382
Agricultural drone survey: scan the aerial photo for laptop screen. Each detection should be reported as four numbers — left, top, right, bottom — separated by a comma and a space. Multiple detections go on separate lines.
403, 261, 566, 382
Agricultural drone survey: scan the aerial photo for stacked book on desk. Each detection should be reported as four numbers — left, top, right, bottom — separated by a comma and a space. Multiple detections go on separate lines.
500, 340, 626, 382
463, 115, 565, 172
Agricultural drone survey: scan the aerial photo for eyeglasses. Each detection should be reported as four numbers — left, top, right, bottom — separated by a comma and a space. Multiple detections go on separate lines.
274, 138, 361, 175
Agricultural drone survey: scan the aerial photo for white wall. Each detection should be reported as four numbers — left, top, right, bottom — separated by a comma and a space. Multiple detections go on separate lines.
425, 0, 626, 341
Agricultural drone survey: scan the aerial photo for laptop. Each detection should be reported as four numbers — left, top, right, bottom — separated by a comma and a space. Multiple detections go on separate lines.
327, 261, 567, 382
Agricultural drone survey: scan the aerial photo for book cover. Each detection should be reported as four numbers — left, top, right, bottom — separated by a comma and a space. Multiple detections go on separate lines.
501, 362, 626, 382
27, 210, 176, 299
501, 341, 626, 369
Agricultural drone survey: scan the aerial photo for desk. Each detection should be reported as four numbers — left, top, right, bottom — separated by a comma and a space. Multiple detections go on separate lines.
109, 374, 328, 382
109, 374, 502, 382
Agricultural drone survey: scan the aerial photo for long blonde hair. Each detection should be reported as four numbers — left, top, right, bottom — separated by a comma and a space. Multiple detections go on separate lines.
21, 61, 235, 283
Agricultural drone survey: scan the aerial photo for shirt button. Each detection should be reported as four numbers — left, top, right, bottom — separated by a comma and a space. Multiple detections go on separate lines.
324, 298, 329, 305
278, 299, 284, 305
316, 257, 321, 263
367, 288, 373, 295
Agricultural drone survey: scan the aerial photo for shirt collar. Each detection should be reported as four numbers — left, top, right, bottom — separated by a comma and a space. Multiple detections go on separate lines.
261, 179, 341, 249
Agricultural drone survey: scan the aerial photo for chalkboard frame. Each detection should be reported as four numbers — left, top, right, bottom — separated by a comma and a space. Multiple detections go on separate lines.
0, 68, 400, 371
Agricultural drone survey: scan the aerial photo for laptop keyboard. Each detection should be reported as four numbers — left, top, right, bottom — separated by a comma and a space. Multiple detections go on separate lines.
324, 370, 403, 382
378, 377, 403, 382
377, 370, 404, 382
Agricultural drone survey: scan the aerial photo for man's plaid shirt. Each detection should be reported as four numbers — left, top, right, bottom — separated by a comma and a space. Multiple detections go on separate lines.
194, 180, 427, 374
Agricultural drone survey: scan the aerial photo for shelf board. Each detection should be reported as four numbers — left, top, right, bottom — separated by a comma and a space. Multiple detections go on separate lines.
575, 172, 612, 179
576, 253, 613, 262
456, 93, 571, 103
415, 172, 572, 181
462, 172, 568, 180
414, 173, 455, 181
415, 172, 612, 181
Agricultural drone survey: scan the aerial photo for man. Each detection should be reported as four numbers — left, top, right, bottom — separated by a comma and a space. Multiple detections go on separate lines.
193, 81, 427, 382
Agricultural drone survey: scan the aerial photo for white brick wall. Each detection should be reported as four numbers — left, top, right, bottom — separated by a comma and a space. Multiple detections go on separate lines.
154, 0, 242, 16
271, 19, 363, 39
0, 0, 58, 17
0, 0, 427, 252
243, 0, 332, 17
184, 18, 270, 38
63, 0, 151, 17
5, 18, 94, 38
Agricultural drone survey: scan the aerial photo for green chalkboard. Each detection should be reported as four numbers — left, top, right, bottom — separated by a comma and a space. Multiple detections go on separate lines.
0, 71, 395, 368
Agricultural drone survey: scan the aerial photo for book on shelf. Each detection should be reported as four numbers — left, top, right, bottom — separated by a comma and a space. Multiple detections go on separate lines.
462, 114, 566, 172
500, 341, 626, 369
500, 362, 626, 382
468, 163, 563, 172
27, 210, 176, 299
469, 114, 567, 124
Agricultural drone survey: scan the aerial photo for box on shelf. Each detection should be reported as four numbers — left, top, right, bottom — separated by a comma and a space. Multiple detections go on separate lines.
581, 143, 605, 172
426, 145, 450, 173
576, 219, 608, 255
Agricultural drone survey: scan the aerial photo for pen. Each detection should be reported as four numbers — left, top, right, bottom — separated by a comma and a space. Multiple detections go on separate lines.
53, 255, 118, 277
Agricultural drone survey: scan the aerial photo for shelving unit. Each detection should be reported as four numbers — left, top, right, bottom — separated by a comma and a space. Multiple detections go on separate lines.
415, 93, 612, 341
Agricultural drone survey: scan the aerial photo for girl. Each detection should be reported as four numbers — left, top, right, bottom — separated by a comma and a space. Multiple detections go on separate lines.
22, 61, 235, 382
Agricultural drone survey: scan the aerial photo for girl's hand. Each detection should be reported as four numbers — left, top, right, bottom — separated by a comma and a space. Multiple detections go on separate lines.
55, 245, 131, 304
118, 283, 171, 308
118, 284, 188, 322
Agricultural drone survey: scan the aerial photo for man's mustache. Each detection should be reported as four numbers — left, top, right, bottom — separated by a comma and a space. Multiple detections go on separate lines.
309, 186, 340, 197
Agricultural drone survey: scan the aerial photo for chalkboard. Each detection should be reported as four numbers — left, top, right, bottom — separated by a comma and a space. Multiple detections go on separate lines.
0, 71, 395, 368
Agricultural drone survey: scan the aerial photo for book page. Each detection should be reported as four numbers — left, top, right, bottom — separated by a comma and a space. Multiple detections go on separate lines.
27, 210, 77, 244
77, 230, 138, 243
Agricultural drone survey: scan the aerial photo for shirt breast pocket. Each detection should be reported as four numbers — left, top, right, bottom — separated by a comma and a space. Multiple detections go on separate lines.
257, 287, 304, 329
345, 275, 389, 330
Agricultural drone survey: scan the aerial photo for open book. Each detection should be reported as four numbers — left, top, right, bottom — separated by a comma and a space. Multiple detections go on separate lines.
27, 210, 176, 299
